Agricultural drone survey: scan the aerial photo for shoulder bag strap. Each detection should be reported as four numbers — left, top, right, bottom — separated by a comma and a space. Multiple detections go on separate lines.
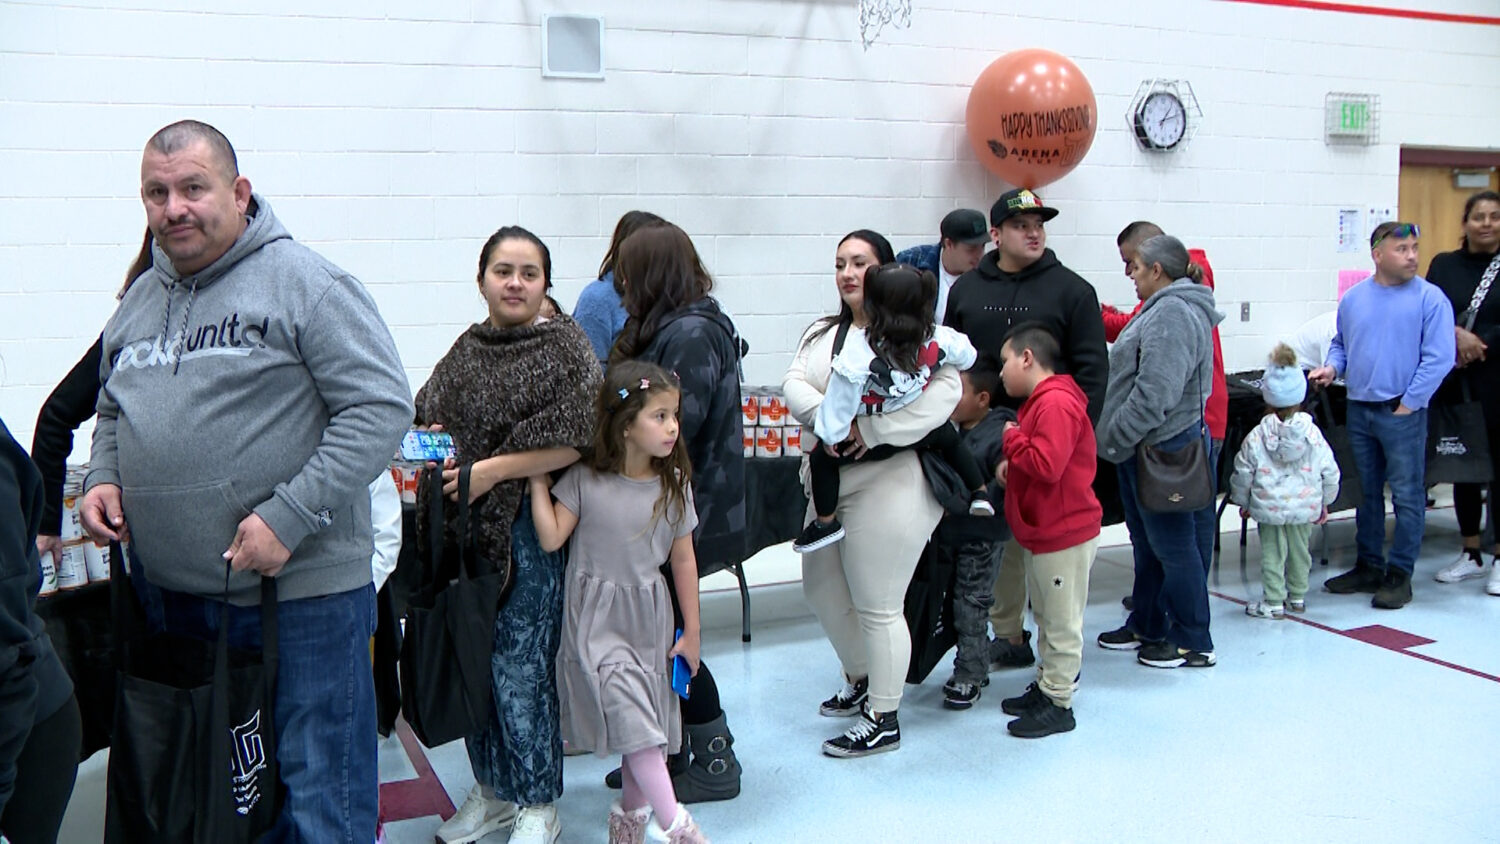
108, 541, 141, 671
424, 466, 445, 584
456, 464, 483, 579
1461, 255, 1500, 331
832, 317, 852, 356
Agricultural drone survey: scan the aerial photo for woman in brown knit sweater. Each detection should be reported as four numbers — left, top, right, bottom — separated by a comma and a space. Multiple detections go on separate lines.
417, 226, 600, 844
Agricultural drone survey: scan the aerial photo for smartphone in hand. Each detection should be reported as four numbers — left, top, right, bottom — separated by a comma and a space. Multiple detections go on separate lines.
399, 430, 456, 463
671, 628, 691, 700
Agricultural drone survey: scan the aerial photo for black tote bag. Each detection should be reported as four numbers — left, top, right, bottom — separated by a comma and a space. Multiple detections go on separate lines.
105, 545, 280, 844
1427, 258, 1499, 486
400, 464, 513, 748
1426, 378, 1493, 486
903, 541, 958, 684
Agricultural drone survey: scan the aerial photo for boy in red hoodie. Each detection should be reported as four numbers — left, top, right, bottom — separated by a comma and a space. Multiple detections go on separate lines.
995, 322, 1102, 738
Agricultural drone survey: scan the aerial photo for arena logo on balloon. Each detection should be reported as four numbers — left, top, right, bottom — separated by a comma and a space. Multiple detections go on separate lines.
966, 49, 1098, 189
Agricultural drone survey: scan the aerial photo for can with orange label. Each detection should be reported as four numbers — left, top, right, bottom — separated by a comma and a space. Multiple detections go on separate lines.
783, 425, 803, 457
757, 395, 786, 426
741, 394, 760, 427
743, 427, 755, 458
755, 426, 783, 458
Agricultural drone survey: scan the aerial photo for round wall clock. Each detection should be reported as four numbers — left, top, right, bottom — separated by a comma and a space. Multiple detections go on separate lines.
1133, 90, 1187, 150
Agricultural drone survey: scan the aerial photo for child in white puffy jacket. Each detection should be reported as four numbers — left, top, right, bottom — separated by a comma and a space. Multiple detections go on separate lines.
1230, 343, 1341, 619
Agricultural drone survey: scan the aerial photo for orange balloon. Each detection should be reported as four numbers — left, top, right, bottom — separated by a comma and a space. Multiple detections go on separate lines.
965, 49, 1098, 189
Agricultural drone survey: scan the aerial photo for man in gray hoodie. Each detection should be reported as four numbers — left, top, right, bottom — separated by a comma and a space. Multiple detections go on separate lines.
80, 120, 412, 841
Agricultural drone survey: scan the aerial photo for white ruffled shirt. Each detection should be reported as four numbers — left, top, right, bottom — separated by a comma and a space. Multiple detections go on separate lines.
814, 325, 975, 444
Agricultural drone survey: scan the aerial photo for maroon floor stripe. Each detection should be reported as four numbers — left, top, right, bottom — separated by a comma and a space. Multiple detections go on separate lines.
378, 718, 457, 824
1101, 552, 1500, 684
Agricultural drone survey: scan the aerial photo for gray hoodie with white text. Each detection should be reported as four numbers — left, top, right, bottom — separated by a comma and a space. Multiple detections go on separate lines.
85, 195, 413, 605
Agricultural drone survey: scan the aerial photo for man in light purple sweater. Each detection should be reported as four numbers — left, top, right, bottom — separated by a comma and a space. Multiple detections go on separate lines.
1311, 222, 1455, 609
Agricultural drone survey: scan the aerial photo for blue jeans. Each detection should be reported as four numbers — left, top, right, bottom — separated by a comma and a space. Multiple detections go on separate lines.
1347, 401, 1428, 575
1195, 438, 1224, 574
139, 574, 378, 844
1118, 425, 1215, 653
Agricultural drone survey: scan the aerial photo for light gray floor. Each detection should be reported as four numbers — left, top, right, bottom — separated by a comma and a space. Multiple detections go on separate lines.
60, 509, 1500, 843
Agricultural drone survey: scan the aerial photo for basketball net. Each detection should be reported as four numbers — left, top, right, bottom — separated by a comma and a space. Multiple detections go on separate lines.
858, 0, 912, 49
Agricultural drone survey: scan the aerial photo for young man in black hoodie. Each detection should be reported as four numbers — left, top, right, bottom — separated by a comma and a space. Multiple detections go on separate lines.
944, 188, 1108, 671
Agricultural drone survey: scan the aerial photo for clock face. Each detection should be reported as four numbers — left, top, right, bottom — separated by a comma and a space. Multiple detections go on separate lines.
1136, 91, 1187, 150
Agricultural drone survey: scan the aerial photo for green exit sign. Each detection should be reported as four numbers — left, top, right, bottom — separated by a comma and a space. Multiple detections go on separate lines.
1326, 93, 1378, 145
1340, 101, 1368, 131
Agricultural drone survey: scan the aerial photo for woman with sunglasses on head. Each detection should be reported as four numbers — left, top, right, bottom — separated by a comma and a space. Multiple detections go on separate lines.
1426, 191, 1500, 593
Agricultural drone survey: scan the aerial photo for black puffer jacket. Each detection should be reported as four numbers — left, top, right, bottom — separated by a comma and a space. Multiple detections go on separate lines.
629, 298, 747, 576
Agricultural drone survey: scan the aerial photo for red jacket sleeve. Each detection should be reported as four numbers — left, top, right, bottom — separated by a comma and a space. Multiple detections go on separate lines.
1189, 248, 1229, 440
1002, 398, 1081, 485
1101, 301, 1143, 344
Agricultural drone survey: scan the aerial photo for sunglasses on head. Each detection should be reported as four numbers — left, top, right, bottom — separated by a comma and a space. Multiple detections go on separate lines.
1372, 222, 1420, 248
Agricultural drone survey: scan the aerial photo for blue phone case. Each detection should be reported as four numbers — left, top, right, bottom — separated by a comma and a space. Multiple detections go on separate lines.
671, 629, 691, 700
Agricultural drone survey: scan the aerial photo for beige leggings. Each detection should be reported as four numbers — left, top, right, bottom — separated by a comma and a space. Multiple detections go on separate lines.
802, 452, 944, 713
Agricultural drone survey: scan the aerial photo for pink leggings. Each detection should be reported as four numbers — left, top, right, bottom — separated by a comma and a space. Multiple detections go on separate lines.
620, 747, 677, 827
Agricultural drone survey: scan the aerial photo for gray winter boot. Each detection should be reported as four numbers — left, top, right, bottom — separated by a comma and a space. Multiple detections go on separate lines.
671, 713, 741, 803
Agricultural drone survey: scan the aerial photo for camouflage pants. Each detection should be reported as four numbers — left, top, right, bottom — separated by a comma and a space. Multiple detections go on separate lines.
950, 540, 1003, 686
465, 499, 565, 806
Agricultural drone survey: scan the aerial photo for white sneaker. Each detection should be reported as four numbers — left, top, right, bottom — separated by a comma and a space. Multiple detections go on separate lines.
509, 804, 561, 844
1245, 601, 1284, 619
435, 785, 517, 844
1435, 551, 1488, 583
1488, 561, 1500, 596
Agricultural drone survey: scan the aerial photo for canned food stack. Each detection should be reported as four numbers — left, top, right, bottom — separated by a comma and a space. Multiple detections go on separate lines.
388, 465, 420, 505
53, 466, 108, 593
740, 387, 802, 459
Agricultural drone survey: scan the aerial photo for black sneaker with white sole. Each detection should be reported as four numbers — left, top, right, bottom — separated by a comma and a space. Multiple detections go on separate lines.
967, 491, 995, 517
941, 676, 985, 710
822, 707, 901, 758
793, 518, 845, 553
1000, 682, 1047, 716
818, 676, 869, 717
1096, 625, 1143, 650
1137, 640, 1216, 668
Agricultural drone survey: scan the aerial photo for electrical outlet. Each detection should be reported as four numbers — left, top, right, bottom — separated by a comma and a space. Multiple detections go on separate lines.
1240, 302, 1251, 322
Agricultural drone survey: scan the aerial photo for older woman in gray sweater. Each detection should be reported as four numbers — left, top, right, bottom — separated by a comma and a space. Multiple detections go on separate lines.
1094, 235, 1223, 669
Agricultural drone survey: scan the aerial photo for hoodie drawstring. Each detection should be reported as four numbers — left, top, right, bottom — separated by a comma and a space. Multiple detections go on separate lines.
171, 279, 199, 376
160, 277, 200, 376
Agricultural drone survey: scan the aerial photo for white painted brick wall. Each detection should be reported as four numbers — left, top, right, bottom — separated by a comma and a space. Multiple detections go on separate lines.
2, 0, 1498, 458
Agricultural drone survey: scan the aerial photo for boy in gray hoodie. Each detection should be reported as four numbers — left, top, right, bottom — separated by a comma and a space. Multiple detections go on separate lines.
80, 121, 411, 842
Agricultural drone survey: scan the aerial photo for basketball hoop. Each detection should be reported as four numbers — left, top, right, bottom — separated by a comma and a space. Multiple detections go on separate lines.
858, 0, 912, 49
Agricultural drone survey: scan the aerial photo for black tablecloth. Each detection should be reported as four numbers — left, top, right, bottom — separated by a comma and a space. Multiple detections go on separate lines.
743, 457, 807, 559
36, 582, 113, 758
1222, 370, 1352, 510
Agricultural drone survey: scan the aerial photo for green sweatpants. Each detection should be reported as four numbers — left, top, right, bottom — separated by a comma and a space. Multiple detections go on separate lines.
1258, 522, 1313, 604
